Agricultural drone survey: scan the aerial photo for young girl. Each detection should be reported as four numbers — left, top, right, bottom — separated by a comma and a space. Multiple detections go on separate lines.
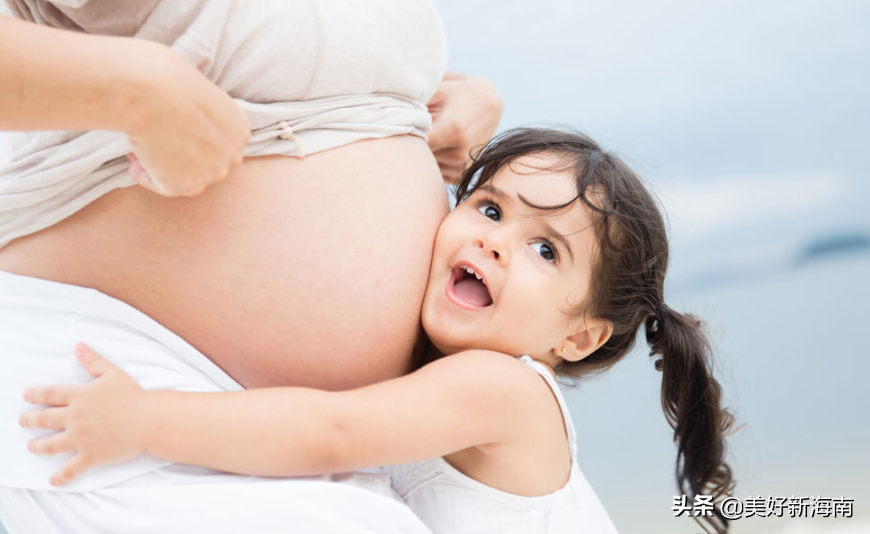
19, 128, 735, 534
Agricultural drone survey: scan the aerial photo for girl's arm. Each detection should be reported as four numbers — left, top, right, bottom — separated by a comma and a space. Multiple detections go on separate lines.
20, 344, 543, 486
0, 15, 249, 196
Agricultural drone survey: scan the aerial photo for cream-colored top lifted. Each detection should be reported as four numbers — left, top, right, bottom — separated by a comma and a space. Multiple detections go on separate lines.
0, 0, 450, 390
0, 0, 445, 249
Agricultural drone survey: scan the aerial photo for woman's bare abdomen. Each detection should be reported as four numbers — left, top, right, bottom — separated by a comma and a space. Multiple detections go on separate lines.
0, 135, 448, 390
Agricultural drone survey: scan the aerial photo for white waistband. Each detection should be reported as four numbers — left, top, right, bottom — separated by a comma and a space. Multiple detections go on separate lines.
0, 270, 241, 491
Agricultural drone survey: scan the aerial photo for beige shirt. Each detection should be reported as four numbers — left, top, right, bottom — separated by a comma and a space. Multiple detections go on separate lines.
0, 0, 447, 249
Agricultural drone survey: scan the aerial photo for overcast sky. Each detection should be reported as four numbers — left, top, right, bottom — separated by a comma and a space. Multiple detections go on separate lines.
436, 0, 870, 278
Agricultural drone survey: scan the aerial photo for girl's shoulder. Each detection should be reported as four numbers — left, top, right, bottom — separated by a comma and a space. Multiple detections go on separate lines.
436, 351, 576, 496
433, 350, 554, 395
428, 350, 566, 427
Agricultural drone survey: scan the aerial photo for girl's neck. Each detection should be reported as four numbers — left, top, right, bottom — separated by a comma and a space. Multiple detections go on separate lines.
412, 328, 445, 369
420, 340, 445, 367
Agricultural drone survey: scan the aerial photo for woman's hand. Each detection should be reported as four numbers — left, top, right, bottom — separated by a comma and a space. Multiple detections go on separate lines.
427, 72, 503, 184
123, 42, 251, 197
19, 343, 148, 486
0, 18, 249, 197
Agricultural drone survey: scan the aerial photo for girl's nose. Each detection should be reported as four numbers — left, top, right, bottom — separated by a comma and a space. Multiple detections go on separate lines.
473, 228, 509, 263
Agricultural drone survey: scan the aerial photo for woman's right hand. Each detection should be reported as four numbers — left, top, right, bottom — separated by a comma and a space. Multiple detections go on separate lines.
123, 42, 250, 197
0, 17, 249, 196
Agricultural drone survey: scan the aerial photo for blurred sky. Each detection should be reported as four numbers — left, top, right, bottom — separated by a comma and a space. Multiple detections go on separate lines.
436, 0, 870, 532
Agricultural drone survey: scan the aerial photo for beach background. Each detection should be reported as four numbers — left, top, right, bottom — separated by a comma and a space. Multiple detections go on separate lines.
434, 0, 870, 532
2, 0, 868, 533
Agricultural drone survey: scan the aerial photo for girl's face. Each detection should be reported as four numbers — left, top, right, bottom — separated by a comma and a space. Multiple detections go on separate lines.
422, 153, 601, 361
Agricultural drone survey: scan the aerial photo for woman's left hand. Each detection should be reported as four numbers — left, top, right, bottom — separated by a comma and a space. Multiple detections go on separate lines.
19, 343, 148, 486
427, 72, 503, 184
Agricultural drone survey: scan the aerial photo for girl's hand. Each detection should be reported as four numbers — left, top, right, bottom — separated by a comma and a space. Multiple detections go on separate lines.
427, 72, 503, 184
19, 344, 148, 486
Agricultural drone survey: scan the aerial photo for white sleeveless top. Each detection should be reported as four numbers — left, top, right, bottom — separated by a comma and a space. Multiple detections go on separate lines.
0, 0, 446, 249
385, 356, 619, 534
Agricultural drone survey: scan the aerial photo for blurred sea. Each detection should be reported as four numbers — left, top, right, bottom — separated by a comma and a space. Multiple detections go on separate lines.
567, 250, 870, 533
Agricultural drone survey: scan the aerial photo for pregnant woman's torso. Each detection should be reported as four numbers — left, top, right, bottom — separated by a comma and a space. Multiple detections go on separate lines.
0, 0, 449, 389
0, 138, 448, 390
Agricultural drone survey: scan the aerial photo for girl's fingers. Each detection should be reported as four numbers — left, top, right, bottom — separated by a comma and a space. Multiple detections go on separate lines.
19, 407, 68, 429
74, 343, 115, 377
27, 432, 74, 456
50, 454, 91, 486
22, 385, 76, 406
125, 152, 139, 163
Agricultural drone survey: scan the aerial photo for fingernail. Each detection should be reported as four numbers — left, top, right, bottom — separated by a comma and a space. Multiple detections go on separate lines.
27, 440, 35, 453
49, 476, 58, 486
22, 388, 31, 401
18, 414, 26, 427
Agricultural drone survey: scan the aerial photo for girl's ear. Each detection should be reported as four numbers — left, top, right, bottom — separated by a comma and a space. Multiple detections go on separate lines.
556, 319, 613, 362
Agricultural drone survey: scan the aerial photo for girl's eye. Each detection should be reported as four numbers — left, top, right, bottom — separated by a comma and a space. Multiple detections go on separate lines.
530, 241, 557, 263
477, 203, 501, 222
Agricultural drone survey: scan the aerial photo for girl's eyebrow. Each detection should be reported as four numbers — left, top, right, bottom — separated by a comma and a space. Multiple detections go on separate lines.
477, 183, 576, 265
476, 183, 507, 201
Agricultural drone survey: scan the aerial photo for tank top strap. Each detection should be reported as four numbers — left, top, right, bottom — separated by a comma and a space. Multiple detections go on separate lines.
518, 355, 578, 458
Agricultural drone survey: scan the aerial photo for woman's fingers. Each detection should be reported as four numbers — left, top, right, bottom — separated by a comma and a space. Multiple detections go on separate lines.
432, 148, 465, 184
50, 455, 92, 486
22, 385, 76, 406
27, 431, 74, 456
127, 160, 159, 192
128, 159, 143, 179
123, 45, 250, 198
19, 407, 68, 429
426, 74, 502, 184
74, 343, 116, 377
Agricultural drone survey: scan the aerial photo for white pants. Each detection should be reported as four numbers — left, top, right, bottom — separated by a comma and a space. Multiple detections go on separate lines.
0, 270, 430, 534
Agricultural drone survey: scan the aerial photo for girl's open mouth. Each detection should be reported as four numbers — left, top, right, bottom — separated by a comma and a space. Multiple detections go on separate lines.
446, 264, 493, 310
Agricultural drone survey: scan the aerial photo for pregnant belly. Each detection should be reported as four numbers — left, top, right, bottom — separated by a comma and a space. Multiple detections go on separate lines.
0, 135, 449, 390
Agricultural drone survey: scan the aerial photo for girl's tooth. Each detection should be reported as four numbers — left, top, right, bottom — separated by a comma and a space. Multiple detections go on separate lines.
467, 267, 476, 274
474, 273, 482, 280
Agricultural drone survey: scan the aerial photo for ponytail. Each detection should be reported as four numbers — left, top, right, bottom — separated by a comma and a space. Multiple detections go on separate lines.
646, 304, 735, 534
